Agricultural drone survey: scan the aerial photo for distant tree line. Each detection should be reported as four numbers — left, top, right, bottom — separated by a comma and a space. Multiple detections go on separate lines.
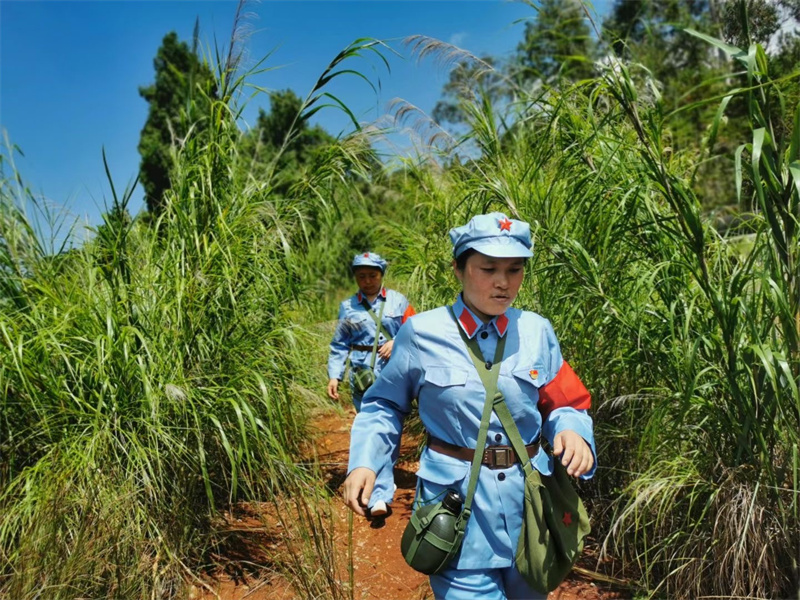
432, 0, 799, 210
136, 0, 799, 220
136, 25, 333, 220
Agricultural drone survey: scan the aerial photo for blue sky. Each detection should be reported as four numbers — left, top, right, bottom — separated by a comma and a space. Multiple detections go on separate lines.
1, 0, 610, 237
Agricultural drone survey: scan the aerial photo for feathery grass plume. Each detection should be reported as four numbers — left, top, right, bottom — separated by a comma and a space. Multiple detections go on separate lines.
389, 98, 457, 154
402, 34, 515, 160
405, 34, 494, 77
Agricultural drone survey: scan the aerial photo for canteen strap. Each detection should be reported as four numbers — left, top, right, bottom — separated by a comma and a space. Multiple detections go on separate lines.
359, 298, 387, 370
493, 394, 537, 477
359, 297, 394, 342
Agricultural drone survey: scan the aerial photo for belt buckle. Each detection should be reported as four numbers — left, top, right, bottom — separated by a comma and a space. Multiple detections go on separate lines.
486, 446, 514, 469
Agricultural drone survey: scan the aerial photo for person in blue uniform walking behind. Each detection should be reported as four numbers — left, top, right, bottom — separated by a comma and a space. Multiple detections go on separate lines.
327, 251, 415, 517
343, 214, 596, 599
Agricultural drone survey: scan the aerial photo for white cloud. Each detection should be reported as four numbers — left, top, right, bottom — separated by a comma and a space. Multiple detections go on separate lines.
449, 32, 468, 47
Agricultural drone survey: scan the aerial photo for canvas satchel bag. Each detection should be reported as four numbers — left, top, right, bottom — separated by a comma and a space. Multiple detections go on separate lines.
493, 393, 591, 593
400, 307, 507, 575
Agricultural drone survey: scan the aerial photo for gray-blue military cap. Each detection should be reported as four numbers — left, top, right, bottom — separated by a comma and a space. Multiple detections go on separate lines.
449, 212, 533, 259
351, 251, 387, 273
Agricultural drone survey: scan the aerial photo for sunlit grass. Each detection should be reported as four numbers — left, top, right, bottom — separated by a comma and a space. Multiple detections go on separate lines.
0, 10, 392, 598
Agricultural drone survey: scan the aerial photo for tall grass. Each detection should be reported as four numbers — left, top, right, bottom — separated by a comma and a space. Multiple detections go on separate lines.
0, 17, 391, 599
3, 2, 796, 598
378, 18, 799, 599
268, 476, 355, 600
579, 24, 800, 597
1, 130, 305, 600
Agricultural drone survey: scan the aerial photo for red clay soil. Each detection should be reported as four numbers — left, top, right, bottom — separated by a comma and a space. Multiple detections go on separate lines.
193, 407, 631, 600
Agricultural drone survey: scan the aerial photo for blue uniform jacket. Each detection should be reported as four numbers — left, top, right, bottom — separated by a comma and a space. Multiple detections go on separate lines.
348, 295, 596, 570
327, 287, 414, 382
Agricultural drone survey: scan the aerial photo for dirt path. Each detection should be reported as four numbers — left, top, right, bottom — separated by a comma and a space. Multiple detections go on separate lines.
195, 405, 629, 600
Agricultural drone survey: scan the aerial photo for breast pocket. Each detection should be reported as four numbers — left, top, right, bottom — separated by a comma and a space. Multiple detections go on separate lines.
343, 313, 370, 340
421, 366, 469, 440
425, 366, 468, 387
499, 365, 547, 420
382, 314, 403, 337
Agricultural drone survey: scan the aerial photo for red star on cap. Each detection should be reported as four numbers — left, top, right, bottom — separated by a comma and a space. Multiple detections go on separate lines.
498, 218, 512, 231
562, 512, 573, 526
363, 253, 369, 257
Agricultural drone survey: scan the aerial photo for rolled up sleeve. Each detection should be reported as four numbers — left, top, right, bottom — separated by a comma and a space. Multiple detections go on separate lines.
327, 303, 351, 380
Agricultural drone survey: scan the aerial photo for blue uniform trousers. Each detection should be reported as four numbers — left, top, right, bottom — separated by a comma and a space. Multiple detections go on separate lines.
430, 564, 546, 600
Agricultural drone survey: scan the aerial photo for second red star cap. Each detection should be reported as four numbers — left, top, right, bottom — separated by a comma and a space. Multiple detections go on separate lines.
351, 251, 387, 273
449, 212, 533, 259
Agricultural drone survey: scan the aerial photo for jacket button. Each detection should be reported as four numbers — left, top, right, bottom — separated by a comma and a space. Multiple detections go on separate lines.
495, 433, 502, 442
480, 331, 489, 339
498, 472, 506, 481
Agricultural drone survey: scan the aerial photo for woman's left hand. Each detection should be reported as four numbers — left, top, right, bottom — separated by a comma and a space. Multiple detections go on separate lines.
552, 430, 594, 478
377, 339, 394, 360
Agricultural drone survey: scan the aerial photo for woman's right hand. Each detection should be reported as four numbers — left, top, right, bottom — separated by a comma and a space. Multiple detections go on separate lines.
343, 467, 377, 517
327, 378, 340, 400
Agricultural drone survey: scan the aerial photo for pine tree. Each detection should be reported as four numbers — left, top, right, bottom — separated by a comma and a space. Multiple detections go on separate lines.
137, 28, 217, 216
239, 89, 335, 193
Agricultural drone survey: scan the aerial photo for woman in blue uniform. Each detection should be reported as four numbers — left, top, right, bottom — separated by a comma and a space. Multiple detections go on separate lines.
327, 251, 415, 516
342, 214, 596, 599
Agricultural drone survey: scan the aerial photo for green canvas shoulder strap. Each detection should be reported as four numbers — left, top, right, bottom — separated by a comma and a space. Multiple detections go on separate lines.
344, 296, 390, 380
360, 297, 394, 342
447, 308, 533, 476
493, 396, 535, 477
361, 298, 392, 369
446, 306, 507, 523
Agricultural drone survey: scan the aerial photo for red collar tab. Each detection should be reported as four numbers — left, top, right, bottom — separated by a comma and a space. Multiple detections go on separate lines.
498, 217, 512, 232
458, 308, 478, 337
495, 313, 509, 337
357, 289, 386, 303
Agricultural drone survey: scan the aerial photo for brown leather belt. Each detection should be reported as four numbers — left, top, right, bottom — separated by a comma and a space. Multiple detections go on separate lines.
427, 435, 540, 470
350, 344, 381, 351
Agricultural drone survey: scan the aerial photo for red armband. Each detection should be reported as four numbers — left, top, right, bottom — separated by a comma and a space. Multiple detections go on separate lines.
402, 305, 416, 323
537, 361, 591, 419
